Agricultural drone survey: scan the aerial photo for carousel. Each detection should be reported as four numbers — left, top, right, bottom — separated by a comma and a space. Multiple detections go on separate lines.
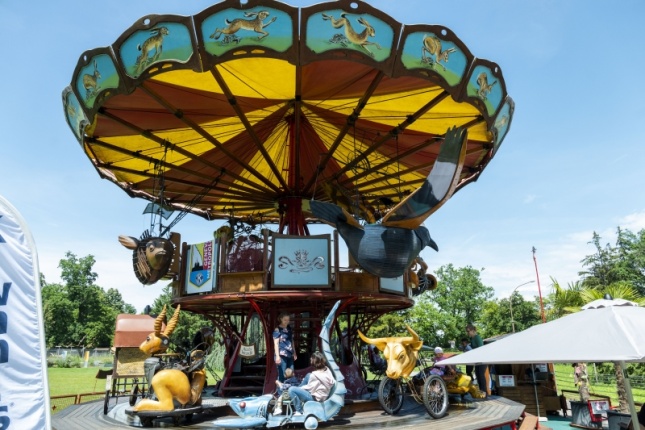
62, 0, 513, 415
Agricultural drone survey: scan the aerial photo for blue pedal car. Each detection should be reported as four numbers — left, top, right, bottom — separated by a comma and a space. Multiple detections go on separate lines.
213, 301, 346, 430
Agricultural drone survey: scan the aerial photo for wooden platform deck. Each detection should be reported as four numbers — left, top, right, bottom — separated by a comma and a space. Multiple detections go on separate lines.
52, 396, 525, 429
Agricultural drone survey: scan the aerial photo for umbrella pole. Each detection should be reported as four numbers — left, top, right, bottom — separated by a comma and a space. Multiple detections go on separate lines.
618, 360, 639, 429
531, 363, 542, 420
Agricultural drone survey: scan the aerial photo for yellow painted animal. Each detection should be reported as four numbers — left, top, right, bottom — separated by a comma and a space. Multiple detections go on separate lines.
132, 305, 207, 412
357, 326, 424, 379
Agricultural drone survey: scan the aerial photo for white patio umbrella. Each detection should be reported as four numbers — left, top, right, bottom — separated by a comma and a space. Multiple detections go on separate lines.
441, 303, 645, 426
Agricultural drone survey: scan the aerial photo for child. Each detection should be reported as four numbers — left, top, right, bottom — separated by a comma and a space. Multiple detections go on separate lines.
273, 367, 299, 415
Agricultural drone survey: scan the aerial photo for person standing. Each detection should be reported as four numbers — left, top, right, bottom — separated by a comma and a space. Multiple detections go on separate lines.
466, 323, 488, 396
273, 312, 297, 382
460, 337, 474, 379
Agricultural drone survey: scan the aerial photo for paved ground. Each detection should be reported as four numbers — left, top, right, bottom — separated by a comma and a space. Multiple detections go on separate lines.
52, 395, 526, 429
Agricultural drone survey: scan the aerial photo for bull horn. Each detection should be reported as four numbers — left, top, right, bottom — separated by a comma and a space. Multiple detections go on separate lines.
406, 325, 420, 341
164, 305, 180, 337
357, 329, 388, 351
154, 305, 167, 336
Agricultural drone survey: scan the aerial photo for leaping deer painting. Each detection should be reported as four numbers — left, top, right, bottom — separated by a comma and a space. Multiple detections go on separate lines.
322, 13, 382, 57
82, 60, 101, 100
134, 27, 170, 74
421, 35, 456, 71
476, 72, 497, 101
209, 10, 277, 42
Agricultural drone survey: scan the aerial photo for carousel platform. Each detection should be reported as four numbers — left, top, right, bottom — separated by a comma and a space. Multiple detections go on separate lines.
52, 395, 525, 429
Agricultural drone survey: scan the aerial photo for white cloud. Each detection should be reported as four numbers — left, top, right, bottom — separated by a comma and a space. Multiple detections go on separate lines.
618, 210, 645, 232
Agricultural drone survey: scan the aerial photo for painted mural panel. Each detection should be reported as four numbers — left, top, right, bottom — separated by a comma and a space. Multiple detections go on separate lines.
119, 22, 194, 78
400, 31, 468, 87
305, 10, 394, 61
62, 89, 87, 142
201, 7, 293, 56
75, 53, 119, 109
492, 99, 514, 155
467, 65, 503, 117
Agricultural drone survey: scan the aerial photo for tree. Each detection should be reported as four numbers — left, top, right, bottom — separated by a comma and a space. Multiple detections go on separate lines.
579, 228, 645, 295
480, 294, 540, 336
41, 252, 136, 348
545, 277, 585, 320
105, 288, 137, 314
409, 264, 494, 348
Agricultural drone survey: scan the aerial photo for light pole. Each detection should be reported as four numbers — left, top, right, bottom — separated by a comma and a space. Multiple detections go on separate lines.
510, 280, 535, 333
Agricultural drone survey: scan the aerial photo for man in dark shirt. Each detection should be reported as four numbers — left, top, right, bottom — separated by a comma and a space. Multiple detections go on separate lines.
466, 324, 487, 396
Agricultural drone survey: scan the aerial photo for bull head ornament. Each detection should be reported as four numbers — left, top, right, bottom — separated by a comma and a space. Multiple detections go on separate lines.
357, 325, 424, 379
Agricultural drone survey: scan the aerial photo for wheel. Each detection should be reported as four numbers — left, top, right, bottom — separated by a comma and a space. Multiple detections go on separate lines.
422, 374, 449, 419
304, 415, 319, 429
185, 413, 193, 423
172, 416, 181, 426
103, 390, 110, 415
129, 384, 139, 406
378, 377, 404, 415
141, 417, 154, 427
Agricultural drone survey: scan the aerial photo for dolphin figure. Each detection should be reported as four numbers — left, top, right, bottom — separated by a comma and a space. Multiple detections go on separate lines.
310, 126, 468, 278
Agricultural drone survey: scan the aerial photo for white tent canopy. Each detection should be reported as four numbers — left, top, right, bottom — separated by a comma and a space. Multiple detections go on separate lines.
441, 305, 645, 365
440, 304, 645, 426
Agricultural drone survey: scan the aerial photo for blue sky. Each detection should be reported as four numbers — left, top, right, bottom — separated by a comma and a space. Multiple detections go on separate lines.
1, 0, 644, 312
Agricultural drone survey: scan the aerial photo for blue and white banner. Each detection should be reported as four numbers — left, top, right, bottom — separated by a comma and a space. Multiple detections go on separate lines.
185, 240, 218, 294
0, 195, 51, 429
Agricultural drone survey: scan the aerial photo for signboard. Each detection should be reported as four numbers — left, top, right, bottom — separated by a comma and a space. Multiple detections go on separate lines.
272, 234, 331, 288
185, 240, 218, 294
498, 375, 516, 387
0, 195, 51, 429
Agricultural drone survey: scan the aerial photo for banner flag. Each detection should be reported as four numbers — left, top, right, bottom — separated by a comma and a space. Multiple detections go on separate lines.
185, 240, 218, 294
0, 195, 51, 429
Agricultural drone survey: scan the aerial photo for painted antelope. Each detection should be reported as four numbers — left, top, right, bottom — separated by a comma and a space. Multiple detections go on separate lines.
209, 10, 276, 41
133, 305, 207, 411
135, 27, 169, 74
421, 35, 456, 71
357, 325, 424, 379
476, 72, 497, 100
82, 60, 101, 100
322, 13, 382, 57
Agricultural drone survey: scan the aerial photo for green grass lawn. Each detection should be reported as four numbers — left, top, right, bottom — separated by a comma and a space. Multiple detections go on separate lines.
553, 363, 645, 405
48, 367, 105, 396
47, 366, 223, 397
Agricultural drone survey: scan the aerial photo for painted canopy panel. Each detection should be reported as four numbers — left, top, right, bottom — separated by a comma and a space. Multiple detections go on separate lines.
62, 0, 514, 225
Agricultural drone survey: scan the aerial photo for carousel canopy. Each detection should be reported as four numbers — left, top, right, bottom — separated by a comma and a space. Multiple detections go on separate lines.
62, 0, 513, 228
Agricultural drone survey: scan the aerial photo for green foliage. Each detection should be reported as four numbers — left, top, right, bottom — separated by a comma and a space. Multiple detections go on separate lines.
580, 228, 645, 295
47, 354, 84, 368
545, 278, 586, 319
365, 310, 410, 338
480, 294, 540, 336
409, 264, 494, 347
150, 284, 215, 354
41, 252, 136, 348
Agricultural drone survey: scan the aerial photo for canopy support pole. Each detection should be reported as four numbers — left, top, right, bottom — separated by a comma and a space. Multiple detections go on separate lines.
619, 360, 639, 428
